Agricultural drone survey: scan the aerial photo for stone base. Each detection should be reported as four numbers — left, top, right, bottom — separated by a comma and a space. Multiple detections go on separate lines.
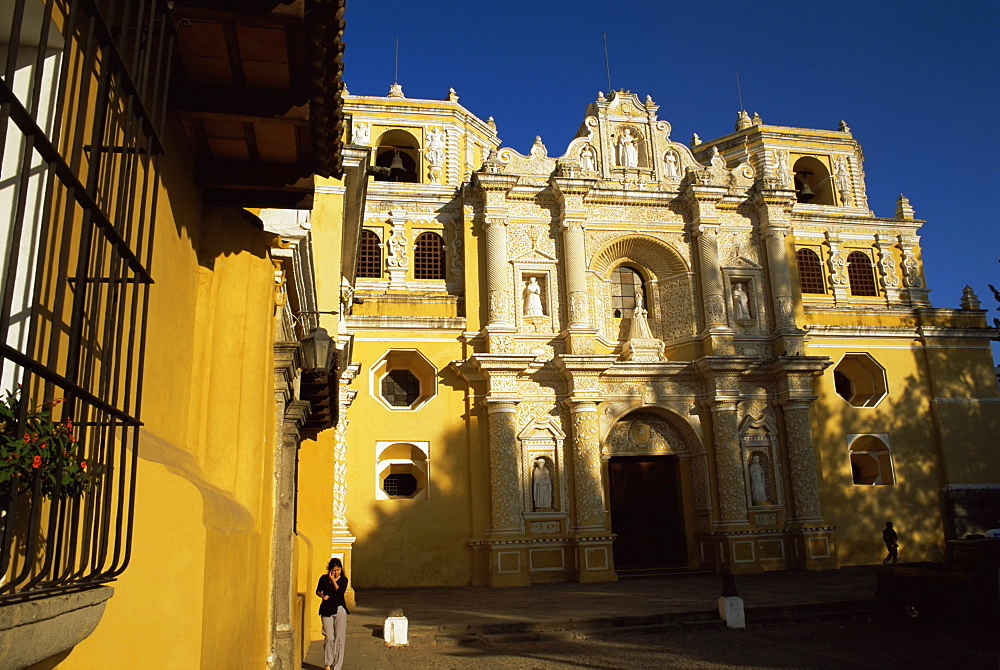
718, 596, 745, 628
697, 526, 839, 573
621, 338, 664, 362
572, 536, 617, 583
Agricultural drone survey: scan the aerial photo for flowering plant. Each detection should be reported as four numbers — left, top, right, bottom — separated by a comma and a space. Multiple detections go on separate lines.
0, 388, 97, 499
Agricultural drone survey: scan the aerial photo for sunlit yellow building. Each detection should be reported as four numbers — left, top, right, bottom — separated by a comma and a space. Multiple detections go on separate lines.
311, 87, 1000, 590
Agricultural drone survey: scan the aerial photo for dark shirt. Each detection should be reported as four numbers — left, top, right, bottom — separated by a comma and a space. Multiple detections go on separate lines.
883, 527, 898, 547
316, 574, 349, 617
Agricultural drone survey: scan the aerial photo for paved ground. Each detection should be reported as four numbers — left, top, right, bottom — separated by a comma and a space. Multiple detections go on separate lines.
304, 566, 974, 669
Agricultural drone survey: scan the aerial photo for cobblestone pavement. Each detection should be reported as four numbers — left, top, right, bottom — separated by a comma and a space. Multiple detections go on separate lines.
306, 615, 996, 669
302, 566, 996, 669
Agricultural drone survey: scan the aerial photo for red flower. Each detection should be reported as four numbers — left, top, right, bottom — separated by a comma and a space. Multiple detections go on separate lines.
32, 455, 42, 469
80, 461, 87, 469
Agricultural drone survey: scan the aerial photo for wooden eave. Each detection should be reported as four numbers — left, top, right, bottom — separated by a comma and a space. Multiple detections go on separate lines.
169, 0, 345, 209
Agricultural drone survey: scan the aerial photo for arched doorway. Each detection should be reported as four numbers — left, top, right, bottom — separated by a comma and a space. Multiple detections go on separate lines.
603, 411, 693, 572
608, 455, 685, 569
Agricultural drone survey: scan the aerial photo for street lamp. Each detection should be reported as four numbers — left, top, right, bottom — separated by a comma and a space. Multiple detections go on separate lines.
299, 326, 334, 371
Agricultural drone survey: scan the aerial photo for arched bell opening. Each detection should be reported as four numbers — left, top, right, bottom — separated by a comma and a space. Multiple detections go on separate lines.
373, 129, 420, 182
792, 156, 835, 205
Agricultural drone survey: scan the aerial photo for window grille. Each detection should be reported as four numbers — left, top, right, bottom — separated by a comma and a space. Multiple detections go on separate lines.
847, 251, 877, 296
0, 0, 173, 601
413, 232, 446, 280
611, 266, 645, 317
796, 249, 826, 294
357, 230, 382, 278
383, 473, 418, 497
381, 370, 420, 407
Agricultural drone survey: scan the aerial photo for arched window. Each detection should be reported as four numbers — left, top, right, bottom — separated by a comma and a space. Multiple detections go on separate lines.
413, 232, 446, 280
611, 265, 646, 317
847, 251, 877, 296
849, 435, 895, 485
357, 230, 382, 278
796, 248, 826, 294
373, 129, 420, 183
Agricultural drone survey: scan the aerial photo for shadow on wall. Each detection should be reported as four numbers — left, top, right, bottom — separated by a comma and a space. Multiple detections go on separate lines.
813, 346, 999, 565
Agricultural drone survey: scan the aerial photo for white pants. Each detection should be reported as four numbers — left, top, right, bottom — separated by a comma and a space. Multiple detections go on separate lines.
321, 606, 347, 670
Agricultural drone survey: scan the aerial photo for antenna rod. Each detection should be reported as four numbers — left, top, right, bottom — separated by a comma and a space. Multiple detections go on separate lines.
736, 71, 744, 111
603, 32, 612, 92
394, 37, 399, 85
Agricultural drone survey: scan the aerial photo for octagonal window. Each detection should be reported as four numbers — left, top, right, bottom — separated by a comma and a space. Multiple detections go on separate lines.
370, 349, 437, 411
376, 441, 429, 500
833, 353, 887, 408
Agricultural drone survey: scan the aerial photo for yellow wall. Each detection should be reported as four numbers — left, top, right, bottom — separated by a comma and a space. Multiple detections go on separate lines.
61, 125, 282, 669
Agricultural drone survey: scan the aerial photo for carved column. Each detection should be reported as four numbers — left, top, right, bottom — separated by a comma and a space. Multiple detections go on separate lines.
568, 402, 605, 532
824, 232, 849, 303
781, 401, 824, 524
752, 186, 799, 334
875, 233, 902, 304
686, 184, 733, 355
898, 234, 930, 306
330, 363, 359, 609
474, 173, 518, 335
486, 399, 523, 535
385, 209, 409, 289
269, 343, 309, 670
551, 177, 597, 354
709, 401, 747, 526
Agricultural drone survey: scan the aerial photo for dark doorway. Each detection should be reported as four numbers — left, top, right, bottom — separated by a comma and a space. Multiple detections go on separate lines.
608, 455, 686, 570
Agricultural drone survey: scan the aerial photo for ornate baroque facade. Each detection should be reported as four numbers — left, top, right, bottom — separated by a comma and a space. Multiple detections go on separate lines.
314, 87, 1000, 587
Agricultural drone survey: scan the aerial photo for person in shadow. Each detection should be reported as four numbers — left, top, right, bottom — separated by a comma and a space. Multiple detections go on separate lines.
882, 521, 899, 565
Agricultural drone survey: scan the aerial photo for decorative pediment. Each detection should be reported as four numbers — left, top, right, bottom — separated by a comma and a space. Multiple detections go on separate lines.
603, 417, 686, 455
518, 416, 566, 441
497, 136, 558, 177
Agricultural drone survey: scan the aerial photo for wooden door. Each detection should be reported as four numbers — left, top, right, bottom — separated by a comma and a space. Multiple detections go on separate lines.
608, 456, 686, 570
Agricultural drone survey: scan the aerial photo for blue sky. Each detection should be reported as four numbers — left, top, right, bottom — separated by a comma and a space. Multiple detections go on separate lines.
343, 1, 1000, 360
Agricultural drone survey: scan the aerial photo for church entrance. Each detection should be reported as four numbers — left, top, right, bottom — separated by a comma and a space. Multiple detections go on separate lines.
608, 455, 686, 570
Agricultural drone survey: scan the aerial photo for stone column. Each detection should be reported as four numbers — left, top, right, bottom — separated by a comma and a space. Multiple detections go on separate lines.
385, 209, 409, 289
269, 343, 309, 670
752, 186, 799, 332
686, 184, 733, 355
824, 232, 849, 304
709, 402, 748, 525
898, 234, 930, 306
486, 399, 523, 535
551, 177, 597, 354
473, 172, 519, 335
875, 233, 902, 304
568, 402, 605, 532
330, 364, 359, 609
781, 401, 824, 523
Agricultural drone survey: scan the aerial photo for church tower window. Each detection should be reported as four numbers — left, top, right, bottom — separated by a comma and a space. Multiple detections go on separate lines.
796, 248, 826, 294
373, 129, 420, 182
611, 265, 646, 317
847, 251, 877, 296
357, 230, 382, 278
414, 232, 446, 280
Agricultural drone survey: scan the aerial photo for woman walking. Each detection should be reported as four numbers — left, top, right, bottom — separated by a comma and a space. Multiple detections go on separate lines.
316, 558, 349, 670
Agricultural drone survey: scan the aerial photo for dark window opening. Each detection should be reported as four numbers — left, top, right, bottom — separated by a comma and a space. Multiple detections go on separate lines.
611, 265, 646, 316
796, 248, 826, 294
414, 232, 446, 280
357, 230, 382, 278
383, 473, 418, 497
381, 370, 420, 407
834, 370, 853, 402
847, 251, 877, 296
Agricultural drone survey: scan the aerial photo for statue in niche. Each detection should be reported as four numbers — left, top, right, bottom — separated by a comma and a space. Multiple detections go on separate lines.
835, 156, 852, 204
425, 127, 445, 166
523, 277, 545, 317
663, 150, 679, 177
732, 282, 751, 321
580, 144, 597, 172
776, 150, 791, 187
353, 122, 370, 146
532, 458, 553, 510
749, 453, 769, 504
617, 128, 640, 167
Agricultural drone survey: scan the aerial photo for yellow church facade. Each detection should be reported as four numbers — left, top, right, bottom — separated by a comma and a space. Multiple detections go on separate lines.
312, 87, 1000, 589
